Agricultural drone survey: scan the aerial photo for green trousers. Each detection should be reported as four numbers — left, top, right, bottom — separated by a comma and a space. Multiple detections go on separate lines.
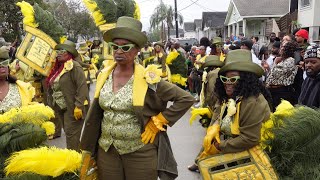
97, 144, 158, 180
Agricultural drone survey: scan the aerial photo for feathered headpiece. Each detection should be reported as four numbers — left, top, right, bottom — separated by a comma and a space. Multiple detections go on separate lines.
82, 0, 141, 27
16, 1, 65, 43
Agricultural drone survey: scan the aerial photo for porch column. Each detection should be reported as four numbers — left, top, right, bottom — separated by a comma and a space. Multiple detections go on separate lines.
236, 22, 240, 36
228, 25, 231, 37
232, 23, 236, 37
242, 19, 247, 37
309, 26, 320, 42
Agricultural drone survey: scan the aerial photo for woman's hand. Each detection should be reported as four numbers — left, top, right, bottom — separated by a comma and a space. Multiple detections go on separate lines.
274, 57, 283, 64
203, 124, 220, 152
141, 120, 159, 144
151, 113, 169, 131
74, 107, 83, 120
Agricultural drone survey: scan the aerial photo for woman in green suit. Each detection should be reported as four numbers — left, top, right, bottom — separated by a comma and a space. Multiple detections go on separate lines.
80, 16, 194, 180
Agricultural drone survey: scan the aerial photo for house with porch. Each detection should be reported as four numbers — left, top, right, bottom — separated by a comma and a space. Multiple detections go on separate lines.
202, 12, 227, 40
296, 0, 320, 42
184, 22, 196, 38
194, 19, 203, 41
224, 0, 290, 44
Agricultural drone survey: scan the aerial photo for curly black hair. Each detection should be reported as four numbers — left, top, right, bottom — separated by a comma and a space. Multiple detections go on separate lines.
200, 37, 211, 47
214, 71, 273, 109
281, 41, 298, 59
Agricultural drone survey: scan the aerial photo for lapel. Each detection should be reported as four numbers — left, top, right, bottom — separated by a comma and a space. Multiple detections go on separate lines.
94, 61, 148, 107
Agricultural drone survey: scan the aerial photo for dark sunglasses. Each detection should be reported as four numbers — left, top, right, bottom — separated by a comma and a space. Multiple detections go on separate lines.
109, 42, 135, 52
219, 75, 240, 84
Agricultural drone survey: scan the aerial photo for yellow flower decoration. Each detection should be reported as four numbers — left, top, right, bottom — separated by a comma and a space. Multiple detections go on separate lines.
144, 65, 162, 84
64, 60, 73, 71
227, 99, 236, 116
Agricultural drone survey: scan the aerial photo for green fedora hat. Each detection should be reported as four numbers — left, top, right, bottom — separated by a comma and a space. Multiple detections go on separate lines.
203, 55, 224, 68
154, 41, 164, 48
212, 37, 223, 45
219, 49, 264, 77
0, 46, 9, 60
103, 16, 147, 48
54, 40, 79, 57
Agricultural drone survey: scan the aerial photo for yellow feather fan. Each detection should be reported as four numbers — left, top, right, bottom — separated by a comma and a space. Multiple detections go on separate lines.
0, 104, 54, 125
16, 1, 38, 28
41, 122, 55, 136
166, 51, 180, 65
134, 0, 141, 20
170, 74, 187, 87
260, 100, 294, 150
189, 107, 212, 125
5, 147, 81, 177
82, 0, 106, 26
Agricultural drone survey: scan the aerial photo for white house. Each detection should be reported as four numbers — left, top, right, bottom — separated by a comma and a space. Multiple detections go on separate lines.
224, 0, 290, 43
202, 12, 227, 40
297, 0, 320, 42
194, 19, 203, 41
184, 22, 196, 38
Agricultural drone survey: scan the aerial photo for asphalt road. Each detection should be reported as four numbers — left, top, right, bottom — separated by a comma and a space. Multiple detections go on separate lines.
48, 82, 205, 180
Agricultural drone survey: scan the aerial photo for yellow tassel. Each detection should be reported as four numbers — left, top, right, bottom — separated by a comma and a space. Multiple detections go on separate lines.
5, 147, 81, 177
60, 36, 67, 44
189, 107, 212, 125
166, 51, 179, 65
82, 0, 106, 26
16, 1, 38, 28
0, 104, 55, 125
170, 74, 187, 87
133, 1, 141, 20
41, 122, 55, 136
219, 52, 225, 62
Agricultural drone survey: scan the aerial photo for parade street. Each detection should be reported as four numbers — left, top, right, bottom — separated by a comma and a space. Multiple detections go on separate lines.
48, 82, 204, 180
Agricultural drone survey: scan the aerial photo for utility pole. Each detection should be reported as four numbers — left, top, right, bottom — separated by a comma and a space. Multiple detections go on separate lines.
174, 0, 178, 38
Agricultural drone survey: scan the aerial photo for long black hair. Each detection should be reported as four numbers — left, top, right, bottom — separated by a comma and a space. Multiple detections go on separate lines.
214, 71, 273, 109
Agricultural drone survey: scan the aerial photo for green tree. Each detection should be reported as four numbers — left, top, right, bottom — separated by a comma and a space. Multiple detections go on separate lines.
147, 28, 161, 43
0, 0, 48, 42
47, 0, 99, 42
149, 1, 183, 41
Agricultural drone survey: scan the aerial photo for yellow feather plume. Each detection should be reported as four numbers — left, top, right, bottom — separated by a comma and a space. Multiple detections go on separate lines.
260, 100, 294, 150
134, 1, 141, 20
189, 107, 212, 125
16, 1, 38, 28
5, 147, 81, 177
41, 122, 55, 136
170, 74, 187, 87
82, 0, 106, 26
273, 99, 294, 117
166, 51, 180, 65
60, 36, 67, 44
0, 104, 55, 125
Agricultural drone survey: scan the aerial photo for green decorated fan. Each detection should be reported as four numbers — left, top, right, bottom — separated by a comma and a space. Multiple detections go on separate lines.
16, 1, 65, 43
82, 0, 141, 28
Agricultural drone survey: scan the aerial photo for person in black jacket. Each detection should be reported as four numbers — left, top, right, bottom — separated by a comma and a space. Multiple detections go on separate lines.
298, 45, 320, 108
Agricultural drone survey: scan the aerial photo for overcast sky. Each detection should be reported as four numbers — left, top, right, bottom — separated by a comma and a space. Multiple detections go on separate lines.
136, 0, 231, 31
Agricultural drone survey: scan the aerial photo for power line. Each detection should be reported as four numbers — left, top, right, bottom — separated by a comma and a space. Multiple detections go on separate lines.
137, 0, 155, 3
190, 0, 218, 12
178, 0, 200, 12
